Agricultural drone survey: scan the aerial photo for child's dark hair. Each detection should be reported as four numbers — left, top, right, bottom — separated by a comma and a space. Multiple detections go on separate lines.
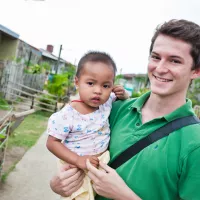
76, 51, 117, 77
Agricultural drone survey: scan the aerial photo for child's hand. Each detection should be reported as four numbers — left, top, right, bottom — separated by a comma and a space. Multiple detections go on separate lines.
112, 85, 129, 100
77, 155, 99, 169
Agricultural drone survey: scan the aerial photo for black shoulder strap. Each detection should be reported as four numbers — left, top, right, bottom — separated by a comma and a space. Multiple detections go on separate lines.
110, 115, 200, 169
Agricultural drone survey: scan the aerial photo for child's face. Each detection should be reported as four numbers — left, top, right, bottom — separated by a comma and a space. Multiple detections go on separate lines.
75, 61, 114, 108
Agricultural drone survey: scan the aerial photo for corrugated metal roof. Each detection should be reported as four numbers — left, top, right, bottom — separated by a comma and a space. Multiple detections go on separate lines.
19, 40, 42, 56
40, 49, 66, 63
0, 24, 19, 39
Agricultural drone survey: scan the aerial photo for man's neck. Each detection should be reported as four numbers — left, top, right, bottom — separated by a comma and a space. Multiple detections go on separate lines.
141, 92, 186, 123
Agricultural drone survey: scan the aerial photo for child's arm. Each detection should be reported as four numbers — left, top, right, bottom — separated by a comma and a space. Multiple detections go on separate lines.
112, 85, 129, 100
46, 135, 99, 169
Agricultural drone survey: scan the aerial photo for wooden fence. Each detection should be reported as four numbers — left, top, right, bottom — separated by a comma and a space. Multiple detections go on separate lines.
0, 62, 46, 97
0, 109, 35, 179
23, 73, 46, 92
0, 115, 11, 178
4, 81, 58, 113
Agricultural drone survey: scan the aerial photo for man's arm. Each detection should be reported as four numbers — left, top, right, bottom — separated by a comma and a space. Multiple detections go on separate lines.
179, 146, 200, 199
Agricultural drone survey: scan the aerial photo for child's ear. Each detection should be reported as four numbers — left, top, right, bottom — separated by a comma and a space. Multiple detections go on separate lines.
74, 76, 79, 87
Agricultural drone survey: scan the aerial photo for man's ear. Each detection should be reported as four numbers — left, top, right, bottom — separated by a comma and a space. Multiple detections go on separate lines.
191, 69, 200, 80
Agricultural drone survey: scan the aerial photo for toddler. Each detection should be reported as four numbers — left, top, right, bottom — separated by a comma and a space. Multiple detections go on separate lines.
47, 51, 129, 200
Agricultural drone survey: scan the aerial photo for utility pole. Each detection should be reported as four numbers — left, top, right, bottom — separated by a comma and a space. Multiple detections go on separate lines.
55, 45, 62, 74
27, 50, 32, 67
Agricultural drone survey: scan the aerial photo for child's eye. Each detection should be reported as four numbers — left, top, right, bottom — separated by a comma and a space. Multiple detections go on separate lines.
87, 82, 93, 86
103, 85, 110, 88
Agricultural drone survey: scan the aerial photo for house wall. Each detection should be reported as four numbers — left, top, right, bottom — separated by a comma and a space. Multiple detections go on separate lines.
57, 62, 65, 74
16, 40, 41, 65
0, 32, 18, 61
0, 37, 42, 91
40, 57, 65, 74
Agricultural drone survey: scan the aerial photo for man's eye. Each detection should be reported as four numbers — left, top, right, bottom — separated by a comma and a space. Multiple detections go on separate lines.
151, 55, 160, 60
171, 59, 181, 64
87, 82, 93, 86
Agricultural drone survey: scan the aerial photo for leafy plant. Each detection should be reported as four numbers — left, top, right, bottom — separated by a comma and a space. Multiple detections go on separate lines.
24, 64, 45, 74
47, 73, 68, 97
24, 60, 33, 67
131, 88, 150, 98
115, 74, 123, 85
187, 78, 200, 107
15, 57, 22, 64
11, 56, 22, 64
0, 97, 10, 110
40, 62, 51, 71
31, 64, 43, 74
37, 95, 56, 111
47, 65, 76, 98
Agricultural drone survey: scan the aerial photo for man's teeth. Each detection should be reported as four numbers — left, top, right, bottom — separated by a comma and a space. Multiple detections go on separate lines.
155, 76, 171, 82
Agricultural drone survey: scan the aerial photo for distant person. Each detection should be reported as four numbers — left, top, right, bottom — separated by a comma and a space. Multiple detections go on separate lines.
46, 51, 129, 200
48, 73, 53, 83
49, 19, 200, 200
44, 71, 49, 85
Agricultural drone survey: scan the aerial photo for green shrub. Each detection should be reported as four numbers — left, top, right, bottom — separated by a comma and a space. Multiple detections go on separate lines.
37, 95, 56, 111
115, 74, 123, 85
47, 71, 75, 98
24, 64, 47, 74
131, 88, 150, 98
47, 73, 68, 97
0, 97, 10, 110
187, 78, 200, 107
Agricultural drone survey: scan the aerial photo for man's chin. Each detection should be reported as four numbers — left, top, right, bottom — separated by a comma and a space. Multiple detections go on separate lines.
150, 88, 170, 97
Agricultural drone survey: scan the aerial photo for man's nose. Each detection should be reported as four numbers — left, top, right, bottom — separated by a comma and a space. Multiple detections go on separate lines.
156, 60, 169, 73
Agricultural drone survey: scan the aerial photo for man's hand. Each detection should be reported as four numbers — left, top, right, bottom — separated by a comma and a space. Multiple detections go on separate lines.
50, 163, 85, 197
112, 85, 129, 100
76, 155, 99, 169
86, 160, 141, 200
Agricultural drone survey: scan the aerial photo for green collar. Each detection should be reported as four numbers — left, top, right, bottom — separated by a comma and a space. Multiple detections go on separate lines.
130, 91, 195, 122
130, 91, 150, 112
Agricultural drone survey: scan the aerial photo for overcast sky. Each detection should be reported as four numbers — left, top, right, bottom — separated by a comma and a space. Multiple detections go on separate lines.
1, 0, 200, 74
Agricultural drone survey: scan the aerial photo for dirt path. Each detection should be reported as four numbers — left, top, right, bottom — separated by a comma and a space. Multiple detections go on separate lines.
0, 133, 59, 200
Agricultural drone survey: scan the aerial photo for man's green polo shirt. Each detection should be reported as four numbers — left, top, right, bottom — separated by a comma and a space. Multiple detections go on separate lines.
96, 92, 200, 200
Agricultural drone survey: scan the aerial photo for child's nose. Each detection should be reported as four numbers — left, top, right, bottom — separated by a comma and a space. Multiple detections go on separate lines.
94, 86, 102, 94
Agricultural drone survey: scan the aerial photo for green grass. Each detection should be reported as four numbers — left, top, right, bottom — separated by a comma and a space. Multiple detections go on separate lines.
0, 97, 10, 110
7, 111, 51, 149
1, 162, 17, 183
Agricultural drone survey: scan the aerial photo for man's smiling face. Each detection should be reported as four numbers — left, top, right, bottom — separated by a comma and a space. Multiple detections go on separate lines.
148, 34, 197, 99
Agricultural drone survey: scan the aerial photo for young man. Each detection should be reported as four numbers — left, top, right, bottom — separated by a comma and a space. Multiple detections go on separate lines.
50, 19, 200, 200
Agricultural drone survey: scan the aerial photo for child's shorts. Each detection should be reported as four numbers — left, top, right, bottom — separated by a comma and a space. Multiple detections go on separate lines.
58, 150, 110, 200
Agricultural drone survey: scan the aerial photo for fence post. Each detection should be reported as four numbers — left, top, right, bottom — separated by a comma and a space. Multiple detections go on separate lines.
31, 96, 34, 109
0, 117, 11, 179
54, 97, 58, 112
